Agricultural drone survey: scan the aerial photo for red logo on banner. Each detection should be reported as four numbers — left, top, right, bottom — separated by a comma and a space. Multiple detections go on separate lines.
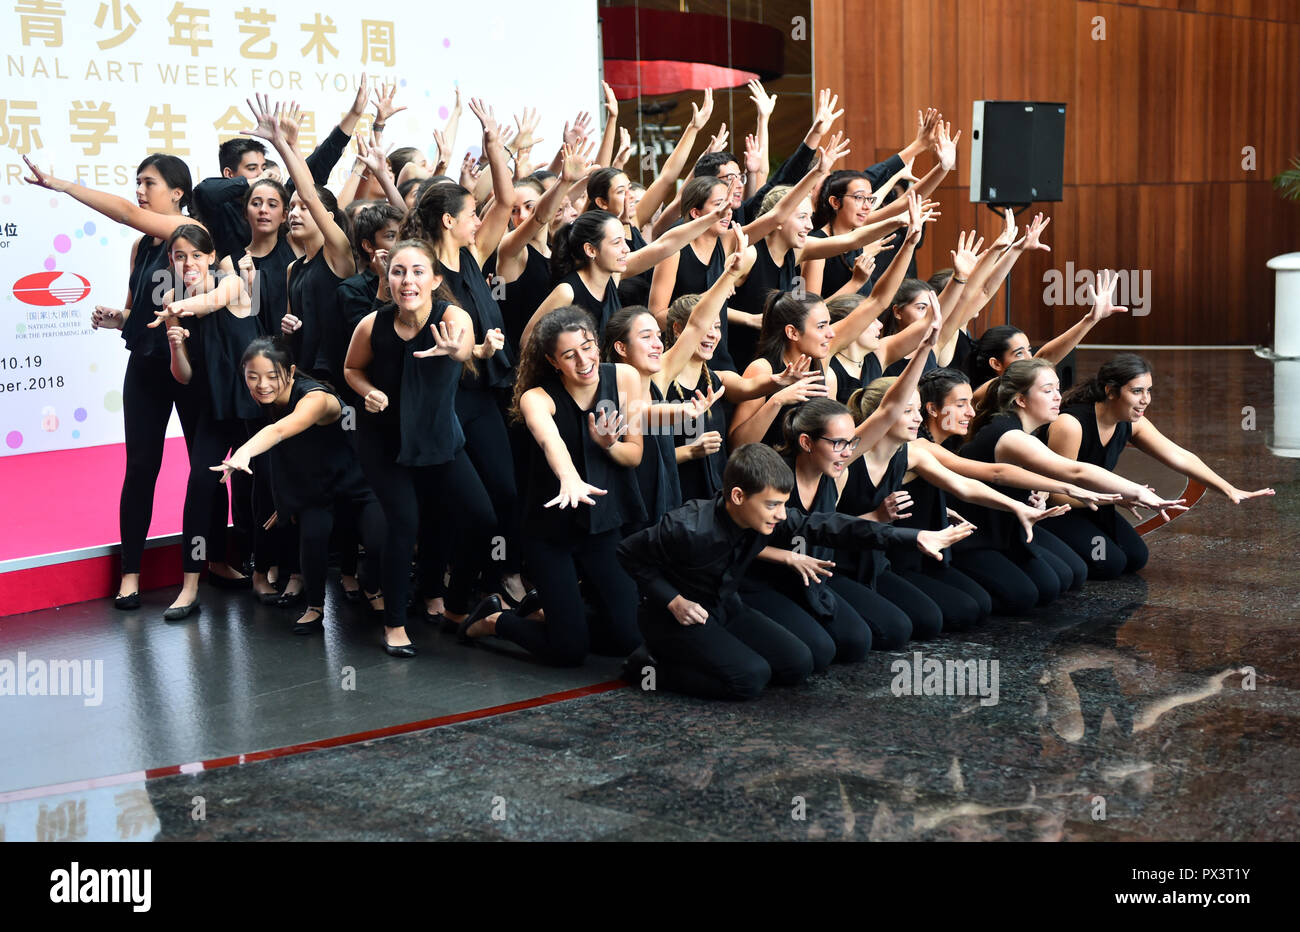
12, 271, 92, 307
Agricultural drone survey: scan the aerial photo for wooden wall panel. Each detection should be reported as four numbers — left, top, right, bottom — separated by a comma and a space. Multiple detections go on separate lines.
813, 0, 1300, 346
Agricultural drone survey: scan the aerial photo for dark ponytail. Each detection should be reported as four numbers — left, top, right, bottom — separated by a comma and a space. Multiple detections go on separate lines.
918, 367, 971, 440
1061, 353, 1153, 407
776, 397, 849, 456
138, 153, 194, 215
968, 324, 1024, 386
551, 209, 617, 280
756, 290, 824, 363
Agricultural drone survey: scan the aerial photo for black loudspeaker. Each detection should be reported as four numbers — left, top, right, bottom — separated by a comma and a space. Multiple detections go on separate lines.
969, 101, 1067, 204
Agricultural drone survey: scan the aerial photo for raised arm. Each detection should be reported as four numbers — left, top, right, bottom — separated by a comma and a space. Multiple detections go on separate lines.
1035, 267, 1126, 365
466, 97, 517, 265
842, 308, 940, 461
655, 233, 747, 387
740, 134, 850, 243
825, 190, 932, 356
622, 202, 727, 278
747, 79, 776, 193
498, 142, 592, 270
247, 94, 354, 278
596, 82, 620, 168
22, 156, 195, 241
353, 134, 407, 210
635, 89, 711, 229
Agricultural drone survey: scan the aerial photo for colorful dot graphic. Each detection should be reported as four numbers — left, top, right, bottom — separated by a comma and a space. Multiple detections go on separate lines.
74, 408, 87, 422
104, 390, 122, 413
84, 222, 95, 234
5, 431, 21, 450
44, 256, 56, 270
443, 37, 451, 47
438, 106, 449, 119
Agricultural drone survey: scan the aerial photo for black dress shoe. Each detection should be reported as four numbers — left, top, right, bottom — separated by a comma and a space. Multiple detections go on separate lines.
255, 588, 281, 605
208, 572, 252, 590
163, 599, 200, 622
621, 644, 657, 686
113, 592, 140, 611
457, 594, 502, 643
424, 609, 446, 626
293, 608, 324, 635
382, 636, 416, 658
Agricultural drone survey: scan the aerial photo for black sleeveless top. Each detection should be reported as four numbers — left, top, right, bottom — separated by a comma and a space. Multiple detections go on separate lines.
1042, 403, 1133, 538
522, 363, 644, 539
809, 228, 871, 298
123, 235, 171, 357
442, 246, 513, 390
746, 457, 840, 618
836, 444, 910, 586
286, 248, 345, 379
671, 238, 733, 372
192, 301, 262, 420
324, 269, 381, 400
953, 414, 1027, 552
229, 236, 295, 338
732, 239, 798, 371
264, 375, 367, 512
487, 243, 551, 355
561, 270, 621, 335
666, 365, 727, 502
625, 225, 653, 286
629, 381, 684, 531
361, 302, 464, 466
828, 352, 883, 406
883, 349, 938, 379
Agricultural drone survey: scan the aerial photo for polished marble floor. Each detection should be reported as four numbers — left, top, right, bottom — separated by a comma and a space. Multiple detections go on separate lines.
3, 350, 1296, 841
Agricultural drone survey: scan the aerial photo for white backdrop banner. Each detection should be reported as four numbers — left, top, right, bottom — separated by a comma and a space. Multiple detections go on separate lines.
1, 0, 599, 456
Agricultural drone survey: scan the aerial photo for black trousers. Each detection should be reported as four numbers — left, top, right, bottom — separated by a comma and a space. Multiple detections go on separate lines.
1028, 526, 1088, 591
825, 573, 914, 649
1041, 509, 1149, 579
496, 529, 641, 666
739, 581, 871, 670
896, 562, 991, 631
637, 600, 814, 700
181, 407, 252, 573
425, 385, 518, 594
951, 546, 1060, 614
297, 493, 384, 606
119, 352, 198, 574
359, 440, 495, 627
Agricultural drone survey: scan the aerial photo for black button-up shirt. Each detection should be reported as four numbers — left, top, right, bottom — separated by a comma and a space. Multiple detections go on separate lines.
617, 493, 920, 619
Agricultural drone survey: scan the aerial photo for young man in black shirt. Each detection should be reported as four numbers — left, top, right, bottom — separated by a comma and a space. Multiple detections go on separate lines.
617, 443, 972, 700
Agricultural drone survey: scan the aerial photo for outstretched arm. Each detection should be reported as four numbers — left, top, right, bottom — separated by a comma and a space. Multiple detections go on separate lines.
635, 89, 712, 229
23, 156, 195, 241
467, 97, 517, 264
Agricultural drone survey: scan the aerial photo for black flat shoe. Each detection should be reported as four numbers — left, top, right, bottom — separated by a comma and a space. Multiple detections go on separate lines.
276, 587, 306, 608
208, 572, 251, 590
113, 592, 140, 611
293, 608, 324, 635
163, 599, 200, 622
621, 644, 656, 686
457, 594, 502, 644
382, 636, 416, 658
424, 609, 446, 626
515, 589, 542, 617
364, 591, 385, 618
342, 586, 364, 604
255, 589, 281, 605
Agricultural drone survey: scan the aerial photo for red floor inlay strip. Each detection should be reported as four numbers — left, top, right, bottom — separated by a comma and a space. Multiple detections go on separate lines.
1135, 480, 1207, 536
0, 678, 628, 803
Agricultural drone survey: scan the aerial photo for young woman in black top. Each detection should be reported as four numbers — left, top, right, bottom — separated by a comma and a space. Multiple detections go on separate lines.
157, 225, 261, 619
398, 98, 527, 620
824, 289, 939, 406
246, 96, 357, 380
344, 240, 492, 657
489, 145, 592, 354
457, 307, 645, 666
216, 339, 384, 634
1043, 354, 1274, 578
729, 189, 933, 448
522, 206, 727, 345
24, 153, 208, 610
952, 358, 1185, 613
215, 177, 295, 338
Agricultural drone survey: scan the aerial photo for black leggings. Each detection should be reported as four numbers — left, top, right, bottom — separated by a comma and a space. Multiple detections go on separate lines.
637, 601, 815, 700
496, 529, 640, 666
1028, 526, 1087, 591
425, 386, 519, 593
739, 581, 871, 670
359, 440, 496, 627
896, 562, 991, 631
1041, 509, 1149, 579
951, 546, 1060, 614
181, 408, 252, 573
296, 494, 384, 607
119, 353, 198, 574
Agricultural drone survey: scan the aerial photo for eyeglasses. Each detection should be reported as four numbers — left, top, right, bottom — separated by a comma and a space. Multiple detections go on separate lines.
818, 436, 860, 453
843, 192, 878, 207
718, 171, 748, 185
